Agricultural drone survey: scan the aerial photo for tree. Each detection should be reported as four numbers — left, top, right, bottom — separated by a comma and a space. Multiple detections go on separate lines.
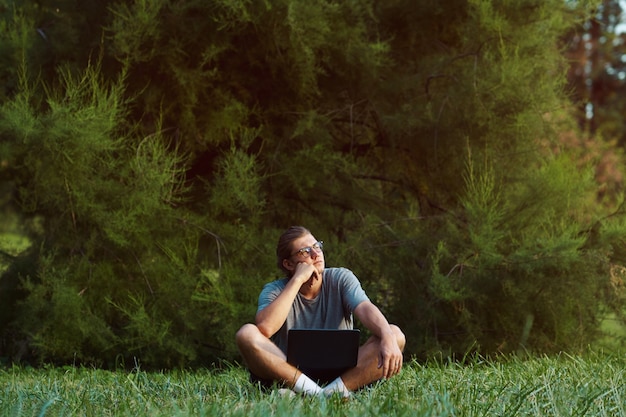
566, 0, 626, 141
1, 0, 625, 367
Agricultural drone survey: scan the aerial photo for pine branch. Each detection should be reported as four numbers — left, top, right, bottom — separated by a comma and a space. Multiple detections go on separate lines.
0, 249, 16, 261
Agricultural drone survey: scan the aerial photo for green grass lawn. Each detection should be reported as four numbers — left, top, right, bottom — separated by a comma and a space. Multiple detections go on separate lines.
2, 352, 626, 416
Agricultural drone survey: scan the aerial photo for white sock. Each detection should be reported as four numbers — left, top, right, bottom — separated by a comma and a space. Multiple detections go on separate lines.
323, 377, 351, 397
293, 373, 323, 396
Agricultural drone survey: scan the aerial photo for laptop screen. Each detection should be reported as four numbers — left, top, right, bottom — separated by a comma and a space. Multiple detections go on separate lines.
287, 329, 360, 383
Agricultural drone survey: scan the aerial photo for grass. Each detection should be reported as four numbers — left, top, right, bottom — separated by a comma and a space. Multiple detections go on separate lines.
2, 352, 626, 416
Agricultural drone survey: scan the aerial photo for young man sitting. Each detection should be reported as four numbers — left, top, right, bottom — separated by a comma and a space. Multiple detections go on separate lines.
236, 226, 406, 397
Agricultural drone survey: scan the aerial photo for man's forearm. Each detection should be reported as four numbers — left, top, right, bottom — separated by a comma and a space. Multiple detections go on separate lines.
354, 301, 395, 339
255, 279, 302, 337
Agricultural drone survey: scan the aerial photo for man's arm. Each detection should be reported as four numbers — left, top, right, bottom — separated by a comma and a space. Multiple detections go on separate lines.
255, 263, 319, 337
353, 300, 403, 378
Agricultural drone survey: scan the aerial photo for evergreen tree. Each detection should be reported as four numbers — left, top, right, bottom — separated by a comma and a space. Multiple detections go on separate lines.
1, 0, 626, 366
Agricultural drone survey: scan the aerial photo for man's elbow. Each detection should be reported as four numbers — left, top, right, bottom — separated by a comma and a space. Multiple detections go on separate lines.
255, 316, 275, 338
256, 324, 274, 338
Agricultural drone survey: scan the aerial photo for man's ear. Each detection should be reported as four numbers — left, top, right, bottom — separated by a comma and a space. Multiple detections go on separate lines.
282, 258, 295, 272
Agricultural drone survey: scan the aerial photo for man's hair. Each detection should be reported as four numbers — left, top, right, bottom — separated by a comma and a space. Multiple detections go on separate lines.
276, 226, 311, 275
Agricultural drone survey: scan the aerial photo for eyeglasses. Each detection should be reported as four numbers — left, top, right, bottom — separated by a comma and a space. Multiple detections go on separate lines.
291, 241, 324, 258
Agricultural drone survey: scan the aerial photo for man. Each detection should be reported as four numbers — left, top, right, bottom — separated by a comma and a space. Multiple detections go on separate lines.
236, 226, 405, 397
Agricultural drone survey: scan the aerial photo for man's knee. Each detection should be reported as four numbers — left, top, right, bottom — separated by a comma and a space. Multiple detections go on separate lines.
390, 324, 406, 351
235, 323, 260, 349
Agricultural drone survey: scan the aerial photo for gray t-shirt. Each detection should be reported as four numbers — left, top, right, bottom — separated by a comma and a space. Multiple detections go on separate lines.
257, 267, 370, 355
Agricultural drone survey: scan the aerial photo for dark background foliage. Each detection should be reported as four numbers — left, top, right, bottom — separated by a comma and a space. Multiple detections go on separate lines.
2, 0, 626, 369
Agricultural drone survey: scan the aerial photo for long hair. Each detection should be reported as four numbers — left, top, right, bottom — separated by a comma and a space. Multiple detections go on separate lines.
276, 226, 311, 276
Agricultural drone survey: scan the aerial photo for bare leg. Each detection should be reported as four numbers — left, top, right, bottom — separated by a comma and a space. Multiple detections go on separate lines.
235, 323, 303, 388
340, 324, 406, 391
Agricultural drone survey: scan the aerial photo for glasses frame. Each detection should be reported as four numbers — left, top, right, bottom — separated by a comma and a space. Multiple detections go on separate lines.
290, 241, 324, 258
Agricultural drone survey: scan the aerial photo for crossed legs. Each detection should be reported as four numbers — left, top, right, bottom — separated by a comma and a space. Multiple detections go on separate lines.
340, 324, 406, 390
235, 323, 406, 392
235, 323, 303, 387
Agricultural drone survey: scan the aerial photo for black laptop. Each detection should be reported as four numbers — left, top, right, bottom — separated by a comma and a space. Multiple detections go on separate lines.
287, 329, 360, 384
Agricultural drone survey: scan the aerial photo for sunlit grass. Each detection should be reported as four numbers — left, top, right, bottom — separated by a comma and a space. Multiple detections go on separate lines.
2, 352, 626, 416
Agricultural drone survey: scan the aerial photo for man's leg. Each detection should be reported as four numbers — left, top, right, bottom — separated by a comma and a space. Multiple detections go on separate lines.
235, 323, 323, 394
339, 324, 406, 391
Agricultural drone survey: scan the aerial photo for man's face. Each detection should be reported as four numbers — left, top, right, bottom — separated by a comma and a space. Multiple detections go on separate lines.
285, 233, 325, 275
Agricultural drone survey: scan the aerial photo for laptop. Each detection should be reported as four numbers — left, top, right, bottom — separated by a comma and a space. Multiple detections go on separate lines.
287, 329, 360, 384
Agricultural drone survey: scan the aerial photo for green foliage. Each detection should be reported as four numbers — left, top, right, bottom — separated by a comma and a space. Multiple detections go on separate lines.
1, 0, 626, 368
425, 152, 606, 354
209, 133, 266, 221
19, 254, 118, 364
0, 56, 247, 367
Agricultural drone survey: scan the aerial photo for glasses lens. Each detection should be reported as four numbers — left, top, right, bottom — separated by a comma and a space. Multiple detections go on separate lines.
294, 241, 323, 258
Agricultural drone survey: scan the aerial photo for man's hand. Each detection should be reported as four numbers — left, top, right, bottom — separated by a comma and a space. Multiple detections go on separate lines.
378, 333, 403, 379
353, 301, 405, 379
292, 262, 320, 287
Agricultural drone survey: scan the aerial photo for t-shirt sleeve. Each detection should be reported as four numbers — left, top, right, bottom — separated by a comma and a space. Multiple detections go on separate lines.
257, 279, 286, 314
336, 268, 370, 311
